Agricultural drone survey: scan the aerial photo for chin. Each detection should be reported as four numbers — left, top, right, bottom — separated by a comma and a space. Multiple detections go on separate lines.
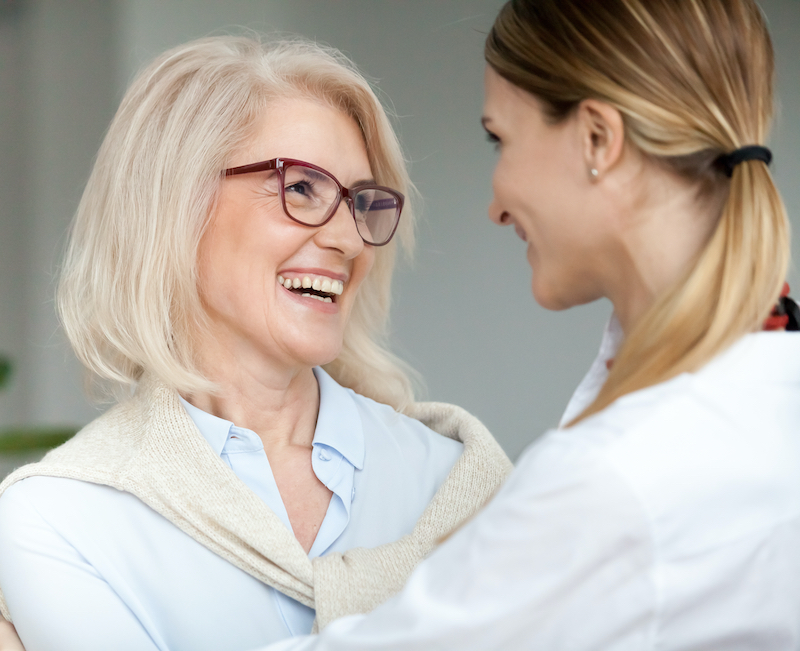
265, 326, 342, 370
295, 341, 342, 369
531, 276, 561, 311
533, 294, 573, 312
530, 277, 583, 312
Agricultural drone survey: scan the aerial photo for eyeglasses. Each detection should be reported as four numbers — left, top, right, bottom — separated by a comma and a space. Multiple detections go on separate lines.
224, 157, 404, 246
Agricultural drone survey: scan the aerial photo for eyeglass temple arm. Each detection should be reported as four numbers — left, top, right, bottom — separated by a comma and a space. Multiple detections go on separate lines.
365, 198, 400, 211
224, 159, 280, 177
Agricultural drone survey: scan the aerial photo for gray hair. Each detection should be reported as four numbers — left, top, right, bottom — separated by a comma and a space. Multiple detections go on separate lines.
58, 35, 419, 410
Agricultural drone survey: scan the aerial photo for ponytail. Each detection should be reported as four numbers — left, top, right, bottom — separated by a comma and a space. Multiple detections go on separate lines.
573, 161, 788, 424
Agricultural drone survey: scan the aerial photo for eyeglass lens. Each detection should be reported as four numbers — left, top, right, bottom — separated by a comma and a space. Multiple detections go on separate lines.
277, 164, 400, 245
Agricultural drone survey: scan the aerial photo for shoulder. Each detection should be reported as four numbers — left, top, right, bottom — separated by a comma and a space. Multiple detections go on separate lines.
549, 332, 800, 551
0, 474, 201, 581
0, 475, 146, 525
315, 367, 464, 477
19, 396, 144, 475
571, 331, 800, 452
0, 377, 193, 495
348, 389, 464, 466
0, 476, 155, 566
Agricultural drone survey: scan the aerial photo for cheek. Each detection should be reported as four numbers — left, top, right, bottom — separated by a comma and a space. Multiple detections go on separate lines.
198, 222, 247, 289
197, 209, 276, 313
196, 230, 244, 322
353, 247, 376, 289
493, 154, 544, 211
196, 228, 223, 299
343, 248, 377, 318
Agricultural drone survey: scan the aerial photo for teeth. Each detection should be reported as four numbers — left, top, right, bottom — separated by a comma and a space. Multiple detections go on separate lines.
301, 292, 331, 303
278, 274, 345, 296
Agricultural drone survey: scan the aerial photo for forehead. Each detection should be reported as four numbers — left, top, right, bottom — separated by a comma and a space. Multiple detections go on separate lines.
482, 66, 547, 128
232, 97, 372, 183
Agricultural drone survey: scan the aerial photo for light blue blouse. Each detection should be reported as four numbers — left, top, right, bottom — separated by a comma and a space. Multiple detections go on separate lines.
0, 368, 463, 651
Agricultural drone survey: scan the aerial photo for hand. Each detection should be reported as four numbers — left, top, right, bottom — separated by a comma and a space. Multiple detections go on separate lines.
0, 617, 24, 651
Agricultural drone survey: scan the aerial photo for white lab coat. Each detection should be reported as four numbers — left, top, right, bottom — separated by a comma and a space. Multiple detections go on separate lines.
265, 324, 800, 650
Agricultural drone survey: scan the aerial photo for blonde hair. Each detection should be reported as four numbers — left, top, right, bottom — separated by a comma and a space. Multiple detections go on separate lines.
58, 35, 419, 410
486, 0, 789, 424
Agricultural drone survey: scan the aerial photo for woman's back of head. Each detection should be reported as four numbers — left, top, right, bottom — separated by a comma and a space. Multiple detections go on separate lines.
59, 34, 418, 410
487, 0, 789, 423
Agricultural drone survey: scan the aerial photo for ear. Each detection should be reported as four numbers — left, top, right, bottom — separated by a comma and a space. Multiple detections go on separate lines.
577, 99, 625, 178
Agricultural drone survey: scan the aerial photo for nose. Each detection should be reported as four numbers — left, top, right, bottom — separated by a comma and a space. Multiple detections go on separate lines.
488, 197, 511, 226
314, 198, 365, 258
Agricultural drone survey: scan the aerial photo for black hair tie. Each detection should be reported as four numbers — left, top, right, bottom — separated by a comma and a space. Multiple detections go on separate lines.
716, 145, 772, 178
767, 284, 800, 332
780, 295, 800, 332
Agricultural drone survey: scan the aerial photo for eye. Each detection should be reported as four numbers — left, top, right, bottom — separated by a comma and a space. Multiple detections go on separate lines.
286, 180, 314, 196
485, 131, 501, 151
354, 191, 375, 213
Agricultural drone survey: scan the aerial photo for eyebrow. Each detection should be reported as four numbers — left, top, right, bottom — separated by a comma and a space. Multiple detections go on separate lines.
299, 167, 375, 188
302, 168, 330, 183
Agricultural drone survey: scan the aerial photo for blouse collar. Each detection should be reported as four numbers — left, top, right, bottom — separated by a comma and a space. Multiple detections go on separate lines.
178, 366, 365, 471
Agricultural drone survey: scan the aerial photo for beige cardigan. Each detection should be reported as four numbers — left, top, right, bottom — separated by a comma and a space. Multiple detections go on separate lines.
0, 374, 512, 630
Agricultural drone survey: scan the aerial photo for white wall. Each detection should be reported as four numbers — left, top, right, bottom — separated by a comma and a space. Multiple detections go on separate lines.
764, 0, 800, 268
0, 4, 26, 426
0, 0, 118, 429
21, 0, 119, 426
0, 0, 798, 460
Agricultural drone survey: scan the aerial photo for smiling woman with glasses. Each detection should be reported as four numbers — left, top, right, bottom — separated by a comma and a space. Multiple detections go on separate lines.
0, 35, 511, 651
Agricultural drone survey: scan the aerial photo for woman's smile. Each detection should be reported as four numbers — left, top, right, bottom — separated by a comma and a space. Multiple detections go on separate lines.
276, 270, 348, 312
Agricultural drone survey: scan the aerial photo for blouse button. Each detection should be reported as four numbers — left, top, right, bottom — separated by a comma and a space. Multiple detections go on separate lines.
317, 450, 331, 462
351, 487, 356, 502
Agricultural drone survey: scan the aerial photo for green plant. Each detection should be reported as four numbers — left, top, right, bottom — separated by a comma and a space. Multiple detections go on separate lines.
0, 427, 77, 453
0, 355, 10, 390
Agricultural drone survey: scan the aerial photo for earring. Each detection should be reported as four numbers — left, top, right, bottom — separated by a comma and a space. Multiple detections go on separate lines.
590, 168, 599, 179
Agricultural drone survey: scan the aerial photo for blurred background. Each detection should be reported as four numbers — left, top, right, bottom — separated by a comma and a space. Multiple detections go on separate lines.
0, 0, 798, 471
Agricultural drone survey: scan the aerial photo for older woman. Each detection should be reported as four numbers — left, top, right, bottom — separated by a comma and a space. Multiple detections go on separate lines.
0, 36, 510, 650
249, 0, 799, 648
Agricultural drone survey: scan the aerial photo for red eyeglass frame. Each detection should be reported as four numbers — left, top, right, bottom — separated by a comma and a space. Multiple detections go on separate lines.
223, 157, 404, 246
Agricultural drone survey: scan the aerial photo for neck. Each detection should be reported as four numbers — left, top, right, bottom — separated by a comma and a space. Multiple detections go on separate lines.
184, 331, 320, 455
602, 164, 722, 334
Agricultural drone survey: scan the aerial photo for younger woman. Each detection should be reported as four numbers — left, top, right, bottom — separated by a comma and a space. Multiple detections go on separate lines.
263, 0, 800, 647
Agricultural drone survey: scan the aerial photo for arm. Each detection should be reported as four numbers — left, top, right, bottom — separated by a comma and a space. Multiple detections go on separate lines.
259, 433, 658, 650
0, 483, 162, 651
